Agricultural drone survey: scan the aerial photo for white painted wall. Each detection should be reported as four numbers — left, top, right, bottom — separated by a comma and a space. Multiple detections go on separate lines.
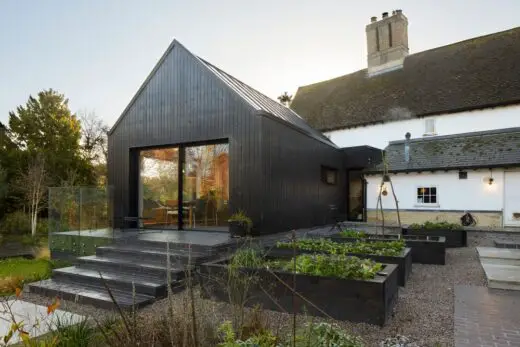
365, 170, 504, 212
325, 104, 520, 149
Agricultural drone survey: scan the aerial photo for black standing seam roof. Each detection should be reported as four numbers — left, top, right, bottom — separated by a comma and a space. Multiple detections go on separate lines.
109, 39, 335, 147
196, 57, 335, 147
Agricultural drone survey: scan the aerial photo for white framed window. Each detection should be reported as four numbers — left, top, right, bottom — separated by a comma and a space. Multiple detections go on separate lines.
416, 186, 438, 206
424, 119, 436, 136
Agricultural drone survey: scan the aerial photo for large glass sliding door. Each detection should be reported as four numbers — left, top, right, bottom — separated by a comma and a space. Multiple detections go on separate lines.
139, 148, 179, 228
138, 143, 229, 230
183, 143, 229, 231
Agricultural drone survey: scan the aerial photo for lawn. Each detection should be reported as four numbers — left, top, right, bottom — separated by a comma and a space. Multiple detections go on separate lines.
0, 257, 70, 296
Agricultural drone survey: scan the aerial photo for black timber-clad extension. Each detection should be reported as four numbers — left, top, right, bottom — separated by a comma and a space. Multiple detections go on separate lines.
108, 40, 345, 234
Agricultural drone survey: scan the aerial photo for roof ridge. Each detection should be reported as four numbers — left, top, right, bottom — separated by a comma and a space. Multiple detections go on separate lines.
296, 26, 520, 90
388, 127, 520, 145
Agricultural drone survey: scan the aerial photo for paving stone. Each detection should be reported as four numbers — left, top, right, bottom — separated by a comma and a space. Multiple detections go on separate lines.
455, 285, 520, 347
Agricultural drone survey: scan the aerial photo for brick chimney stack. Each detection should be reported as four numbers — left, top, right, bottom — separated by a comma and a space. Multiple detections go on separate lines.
366, 9, 409, 77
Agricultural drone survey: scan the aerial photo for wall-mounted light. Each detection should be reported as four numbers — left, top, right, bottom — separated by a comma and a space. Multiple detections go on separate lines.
381, 184, 388, 196
488, 177, 494, 186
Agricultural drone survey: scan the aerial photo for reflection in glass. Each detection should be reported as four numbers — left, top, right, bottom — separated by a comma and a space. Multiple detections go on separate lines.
183, 144, 229, 230
139, 148, 179, 228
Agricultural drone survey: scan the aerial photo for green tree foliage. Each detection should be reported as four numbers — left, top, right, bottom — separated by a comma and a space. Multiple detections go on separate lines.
8, 89, 94, 185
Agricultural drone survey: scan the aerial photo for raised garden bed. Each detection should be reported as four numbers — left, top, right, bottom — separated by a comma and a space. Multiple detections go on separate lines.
198, 254, 399, 326
402, 227, 466, 248
330, 233, 446, 265
270, 240, 412, 287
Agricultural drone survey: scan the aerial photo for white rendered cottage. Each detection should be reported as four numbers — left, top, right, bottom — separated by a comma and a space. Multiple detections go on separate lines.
363, 128, 520, 227
291, 11, 520, 149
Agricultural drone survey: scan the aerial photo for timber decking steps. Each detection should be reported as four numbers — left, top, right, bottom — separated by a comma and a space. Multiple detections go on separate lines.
77, 255, 185, 278
29, 242, 216, 309
28, 279, 155, 309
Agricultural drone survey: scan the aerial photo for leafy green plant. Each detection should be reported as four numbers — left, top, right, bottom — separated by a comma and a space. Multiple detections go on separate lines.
218, 321, 277, 347
0, 211, 31, 235
409, 220, 462, 230
338, 229, 367, 238
294, 322, 364, 347
228, 210, 253, 232
230, 248, 264, 269
276, 239, 405, 257
267, 254, 383, 280
51, 316, 95, 347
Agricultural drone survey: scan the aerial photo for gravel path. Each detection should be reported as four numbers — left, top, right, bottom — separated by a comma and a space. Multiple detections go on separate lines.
18, 241, 491, 346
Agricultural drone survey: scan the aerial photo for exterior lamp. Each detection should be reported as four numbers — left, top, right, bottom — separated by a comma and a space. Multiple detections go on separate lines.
381, 185, 388, 196
488, 177, 494, 185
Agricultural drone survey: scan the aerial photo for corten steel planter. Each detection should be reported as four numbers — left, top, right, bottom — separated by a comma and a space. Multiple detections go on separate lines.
267, 246, 412, 287
401, 227, 466, 248
330, 234, 446, 265
198, 256, 399, 326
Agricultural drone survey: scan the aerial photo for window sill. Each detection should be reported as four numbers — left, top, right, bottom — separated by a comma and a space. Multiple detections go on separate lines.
414, 204, 440, 208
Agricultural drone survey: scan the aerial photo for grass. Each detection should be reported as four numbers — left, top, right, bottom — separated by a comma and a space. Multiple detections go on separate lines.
0, 257, 71, 296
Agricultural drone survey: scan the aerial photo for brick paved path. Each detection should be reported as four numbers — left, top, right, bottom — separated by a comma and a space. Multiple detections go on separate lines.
455, 285, 520, 346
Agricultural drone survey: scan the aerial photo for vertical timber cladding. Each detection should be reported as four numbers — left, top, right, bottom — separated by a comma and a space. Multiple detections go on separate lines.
108, 42, 263, 230
260, 115, 345, 233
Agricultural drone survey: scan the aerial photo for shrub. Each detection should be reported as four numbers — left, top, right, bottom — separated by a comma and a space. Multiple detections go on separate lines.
0, 211, 31, 235
276, 239, 405, 257
409, 220, 462, 230
294, 322, 364, 347
228, 210, 253, 231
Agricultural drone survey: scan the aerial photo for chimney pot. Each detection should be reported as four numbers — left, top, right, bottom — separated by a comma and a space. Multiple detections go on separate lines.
404, 132, 411, 162
371, 16, 377, 22
396, 9, 402, 14
392, 10, 396, 15
382, 12, 389, 18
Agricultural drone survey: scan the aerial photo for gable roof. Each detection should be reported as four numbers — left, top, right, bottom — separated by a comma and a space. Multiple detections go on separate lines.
109, 39, 334, 147
291, 27, 520, 132
366, 128, 520, 173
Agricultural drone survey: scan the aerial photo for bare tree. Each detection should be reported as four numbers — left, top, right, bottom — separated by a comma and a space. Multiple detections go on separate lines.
16, 155, 48, 237
79, 110, 109, 164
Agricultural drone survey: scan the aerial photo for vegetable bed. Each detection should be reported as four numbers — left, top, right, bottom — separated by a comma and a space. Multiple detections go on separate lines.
330, 232, 446, 265
271, 239, 412, 286
198, 251, 399, 326
402, 222, 466, 248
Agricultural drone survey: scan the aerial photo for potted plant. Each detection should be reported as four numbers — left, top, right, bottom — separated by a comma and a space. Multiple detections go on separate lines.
228, 210, 253, 237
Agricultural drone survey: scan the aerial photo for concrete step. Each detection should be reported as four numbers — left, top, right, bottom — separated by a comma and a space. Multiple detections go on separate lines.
96, 245, 212, 267
477, 247, 520, 266
52, 266, 171, 297
494, 240, 520, 249
481, 263, 520, 291
77, 255, 185, 280
28, 279, 155, 309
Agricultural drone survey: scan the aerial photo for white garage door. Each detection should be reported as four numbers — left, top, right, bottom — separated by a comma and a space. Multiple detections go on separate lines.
504, 171, 520, 226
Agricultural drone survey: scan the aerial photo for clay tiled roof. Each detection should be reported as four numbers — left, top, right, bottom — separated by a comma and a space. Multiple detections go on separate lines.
291, 27, 520, 131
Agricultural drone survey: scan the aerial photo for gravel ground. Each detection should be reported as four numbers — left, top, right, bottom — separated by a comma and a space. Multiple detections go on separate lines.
18, 234, 501, 347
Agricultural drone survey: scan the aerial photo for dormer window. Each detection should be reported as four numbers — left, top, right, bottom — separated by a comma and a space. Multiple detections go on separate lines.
424, 119, 436, 136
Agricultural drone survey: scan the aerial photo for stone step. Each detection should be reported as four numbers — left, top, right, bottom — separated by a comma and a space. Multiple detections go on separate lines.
52, 266, 171, 297
77, 255, 185, 280
96, 245, 212, 267
494, 240, 520, 249
28, 279, 155, 309
477, 247, 520, 266
481, 263, 520, 291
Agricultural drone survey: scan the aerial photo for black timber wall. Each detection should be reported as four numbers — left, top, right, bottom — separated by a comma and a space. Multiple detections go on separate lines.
259, 115, 345, 232
108, 41, 345, 234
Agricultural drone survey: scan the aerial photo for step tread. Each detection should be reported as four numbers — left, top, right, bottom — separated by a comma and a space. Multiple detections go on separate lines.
78, 255, 184, 273
29, 279, 155, 306
477, 247, 520, 260
482, 263, 520, 283
98, 245, 209, 258
53, 266, 166, 287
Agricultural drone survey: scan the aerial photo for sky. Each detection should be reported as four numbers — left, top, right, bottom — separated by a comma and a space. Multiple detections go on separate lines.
0, 0, 519, 128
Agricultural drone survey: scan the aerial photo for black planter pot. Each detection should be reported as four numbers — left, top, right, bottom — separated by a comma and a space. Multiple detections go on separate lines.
198, 256, 399, 326
329, 234, 446, 265
229, 221, 248, 238
402, 228, 467, 248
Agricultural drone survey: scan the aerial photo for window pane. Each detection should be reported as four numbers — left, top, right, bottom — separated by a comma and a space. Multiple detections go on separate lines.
431, 187, 437, 195
424, 195, 430, 203
424, 187, 430, 195
417, 188, 422, 195
417, 197, 423, 203
431, 195, 437, 203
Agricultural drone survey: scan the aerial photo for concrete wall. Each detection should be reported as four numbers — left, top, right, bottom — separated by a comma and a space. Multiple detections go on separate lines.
326, 104, 520, 149
365, 169, 505, 227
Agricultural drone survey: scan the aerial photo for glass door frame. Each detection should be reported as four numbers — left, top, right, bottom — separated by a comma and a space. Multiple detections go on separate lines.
133, 138, 229, 231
